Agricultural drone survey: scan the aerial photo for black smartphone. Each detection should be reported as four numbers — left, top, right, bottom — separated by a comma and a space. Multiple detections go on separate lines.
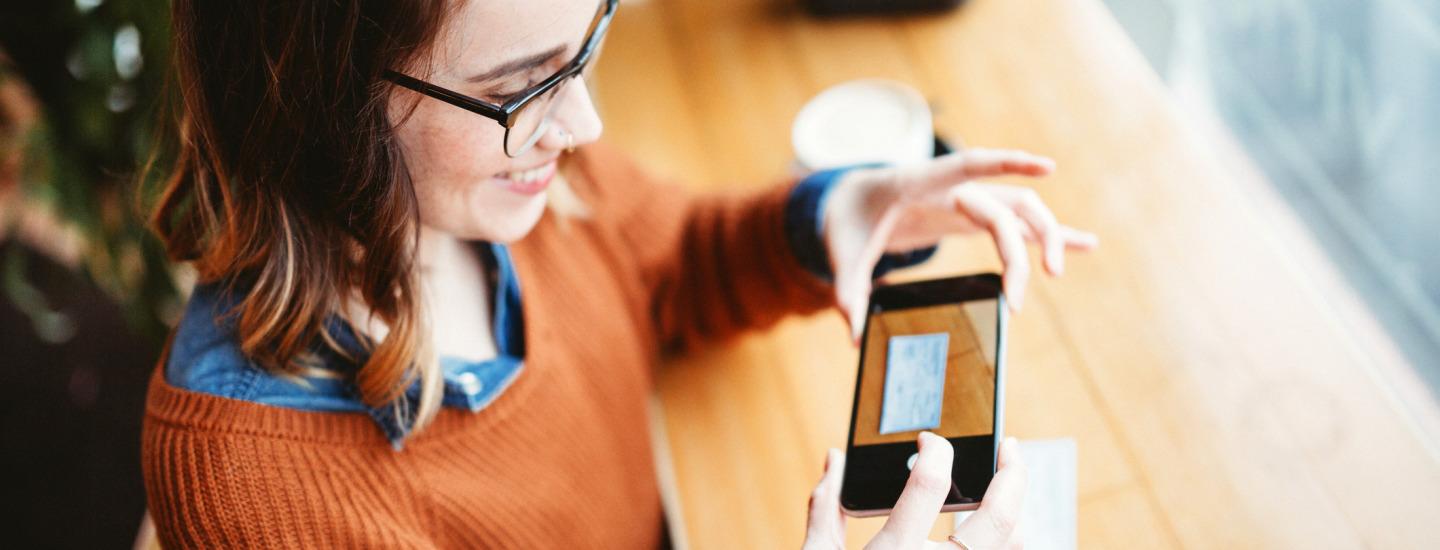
840, 273, 1007, 516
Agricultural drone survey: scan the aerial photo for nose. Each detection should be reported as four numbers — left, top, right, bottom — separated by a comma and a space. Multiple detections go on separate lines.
537, 76, 603, 152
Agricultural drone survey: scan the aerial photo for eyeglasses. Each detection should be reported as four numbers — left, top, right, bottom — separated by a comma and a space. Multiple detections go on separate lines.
384, 0, 618, 157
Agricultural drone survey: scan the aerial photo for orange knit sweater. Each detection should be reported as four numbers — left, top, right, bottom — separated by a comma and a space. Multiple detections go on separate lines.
141, 141, 837, 548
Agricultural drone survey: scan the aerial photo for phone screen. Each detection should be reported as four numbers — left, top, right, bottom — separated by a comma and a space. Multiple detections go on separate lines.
842, 280, 1003, 514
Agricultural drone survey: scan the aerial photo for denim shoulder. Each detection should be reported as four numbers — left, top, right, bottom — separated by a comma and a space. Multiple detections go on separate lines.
164, 283, 365, 413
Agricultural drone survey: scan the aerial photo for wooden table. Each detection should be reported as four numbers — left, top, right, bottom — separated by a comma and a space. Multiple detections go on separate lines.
590, 0, 1440, 547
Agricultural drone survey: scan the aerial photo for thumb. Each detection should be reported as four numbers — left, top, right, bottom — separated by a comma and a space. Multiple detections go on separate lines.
804, 449, 847, 549
835, 275, 871, 345
952, 437, 1027, 548
830, 208, 902, 345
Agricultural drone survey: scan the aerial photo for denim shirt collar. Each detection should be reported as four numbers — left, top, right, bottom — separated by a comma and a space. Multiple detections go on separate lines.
167, 242, 526, 450
351, 242, 527, 448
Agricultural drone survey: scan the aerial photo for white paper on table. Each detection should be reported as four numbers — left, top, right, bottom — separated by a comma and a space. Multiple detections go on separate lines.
952, 438, 1077, 550
879, 333, 950, 434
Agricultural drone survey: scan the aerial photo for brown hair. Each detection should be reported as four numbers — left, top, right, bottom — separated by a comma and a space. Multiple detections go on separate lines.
147, 0, 457, 430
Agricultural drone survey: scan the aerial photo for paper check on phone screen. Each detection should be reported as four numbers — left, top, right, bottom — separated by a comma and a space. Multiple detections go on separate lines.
879, 333, 949, 434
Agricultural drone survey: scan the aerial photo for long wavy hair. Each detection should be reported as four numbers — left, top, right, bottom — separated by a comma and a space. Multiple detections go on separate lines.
147, 0, 460, 431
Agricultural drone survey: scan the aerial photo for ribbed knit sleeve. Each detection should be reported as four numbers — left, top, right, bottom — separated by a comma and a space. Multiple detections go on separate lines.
570, 142, 836, 353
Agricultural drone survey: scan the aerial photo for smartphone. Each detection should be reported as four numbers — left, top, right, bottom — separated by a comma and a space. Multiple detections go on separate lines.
840, 273, 1007, 517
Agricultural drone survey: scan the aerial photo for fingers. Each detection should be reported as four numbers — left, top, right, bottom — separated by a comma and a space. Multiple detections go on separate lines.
952, 187, 1031, 311
987, 437, 1027, 516
832, 207, 902, 344
946, 182, 1097, 313
952, 437, 1028, 549
809, 449, 845, 520
804, 449, 847, 549
836, 274, 873, 345
874, 432, 955, 549
921, 148, 1055, 191
984, 185, 1099, 277
1009, 189, 1065, 276
1060, 226, 1100, 250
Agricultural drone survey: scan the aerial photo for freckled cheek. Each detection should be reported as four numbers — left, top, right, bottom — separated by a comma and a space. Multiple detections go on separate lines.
416, 121, 508, 183
397, 99, 508, 183
394, 102, 517, 217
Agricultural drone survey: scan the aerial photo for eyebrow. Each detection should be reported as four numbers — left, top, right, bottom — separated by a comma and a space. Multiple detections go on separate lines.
466, 44, 569, 84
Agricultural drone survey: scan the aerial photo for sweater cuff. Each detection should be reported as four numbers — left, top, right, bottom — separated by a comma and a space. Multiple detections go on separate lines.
783, 165, 939, 283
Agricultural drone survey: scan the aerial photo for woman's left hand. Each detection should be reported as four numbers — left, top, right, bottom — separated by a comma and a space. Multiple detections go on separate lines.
821, 148, 1099, 341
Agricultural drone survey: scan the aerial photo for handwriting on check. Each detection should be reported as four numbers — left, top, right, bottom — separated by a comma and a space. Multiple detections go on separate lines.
880, 332, 949, 435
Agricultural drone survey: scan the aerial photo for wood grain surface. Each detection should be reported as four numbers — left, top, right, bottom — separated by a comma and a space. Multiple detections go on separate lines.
590, 0, 1440, 547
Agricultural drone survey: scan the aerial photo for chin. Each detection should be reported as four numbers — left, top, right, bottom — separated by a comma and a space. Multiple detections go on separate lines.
479, 194, 549, 244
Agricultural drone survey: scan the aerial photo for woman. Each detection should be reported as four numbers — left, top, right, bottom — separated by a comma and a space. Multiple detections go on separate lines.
141, 0, 1096, 547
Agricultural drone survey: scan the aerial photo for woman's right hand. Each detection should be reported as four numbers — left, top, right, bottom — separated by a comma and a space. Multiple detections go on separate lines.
804, 433, 1027, 550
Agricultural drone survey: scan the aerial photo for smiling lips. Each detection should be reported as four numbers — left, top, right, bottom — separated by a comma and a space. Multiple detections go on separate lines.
493, 160, 558, 196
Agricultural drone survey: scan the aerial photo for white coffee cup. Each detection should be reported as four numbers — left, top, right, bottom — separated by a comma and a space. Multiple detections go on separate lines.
791, 79, 934, 172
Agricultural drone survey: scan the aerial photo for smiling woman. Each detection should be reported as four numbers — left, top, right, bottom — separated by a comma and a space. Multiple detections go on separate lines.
138, 0, 1090, 546
386, 0, 615, 158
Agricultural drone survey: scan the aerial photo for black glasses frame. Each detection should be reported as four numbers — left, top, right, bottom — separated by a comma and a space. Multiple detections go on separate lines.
383, 0, 618, 156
